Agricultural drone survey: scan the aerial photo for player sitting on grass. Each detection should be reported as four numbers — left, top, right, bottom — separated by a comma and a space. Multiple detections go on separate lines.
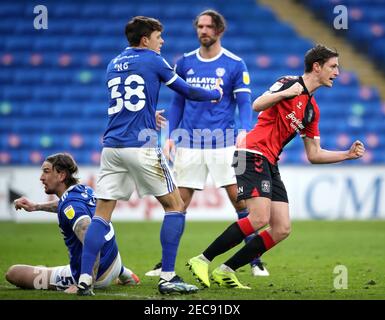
6, 153, 139, 293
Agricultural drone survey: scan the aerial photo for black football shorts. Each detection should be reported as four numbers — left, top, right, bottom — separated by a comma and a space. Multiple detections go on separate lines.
232, 151, 288, 203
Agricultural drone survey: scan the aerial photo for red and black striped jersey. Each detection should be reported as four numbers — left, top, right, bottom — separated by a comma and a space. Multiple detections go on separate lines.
244, 76, 320, 164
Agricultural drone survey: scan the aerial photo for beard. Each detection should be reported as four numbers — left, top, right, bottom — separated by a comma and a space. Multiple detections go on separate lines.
199, 36, 217, 48
44, 187, 54, 195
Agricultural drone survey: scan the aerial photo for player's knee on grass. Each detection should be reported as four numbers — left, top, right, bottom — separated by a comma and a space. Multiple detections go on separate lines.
5, 265, 27, 288
5, 265, 17, 285
6, 265, 51, 289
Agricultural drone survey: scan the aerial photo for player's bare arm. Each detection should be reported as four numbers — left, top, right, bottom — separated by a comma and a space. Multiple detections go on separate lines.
303, 137, 365, 164
14, 197, 58, 213
74, 216, 91, 244
253, 82, 304, 112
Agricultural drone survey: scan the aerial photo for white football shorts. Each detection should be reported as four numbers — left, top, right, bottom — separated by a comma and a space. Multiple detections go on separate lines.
96, 147, 176, 199
173, 146, 237, 190
49, 253, 123, 290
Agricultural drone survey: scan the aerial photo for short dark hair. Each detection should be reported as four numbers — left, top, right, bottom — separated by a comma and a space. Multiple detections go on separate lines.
304, 45, 339, 73
194, 9, 226, 34
125, 16, 163, 46
45, 153, 79, 187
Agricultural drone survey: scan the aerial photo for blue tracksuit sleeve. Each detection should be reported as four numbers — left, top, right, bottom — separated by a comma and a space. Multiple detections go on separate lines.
168, 76, 221, 101
236, 91, 252, 131
168, 92, 185, 136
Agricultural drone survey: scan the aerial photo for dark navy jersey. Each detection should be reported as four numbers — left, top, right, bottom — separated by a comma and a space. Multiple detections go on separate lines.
174, 48, 251, 148
57, 184, 118, 282
103, 47, 177, 148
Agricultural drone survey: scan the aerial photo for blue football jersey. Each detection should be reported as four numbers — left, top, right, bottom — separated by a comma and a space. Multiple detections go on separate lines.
57, 184, 118, 282
103, 47, 177, 148
175, 48, 251, 148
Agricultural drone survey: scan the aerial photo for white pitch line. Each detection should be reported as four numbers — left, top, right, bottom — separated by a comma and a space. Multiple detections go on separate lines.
97, 292, 159, 299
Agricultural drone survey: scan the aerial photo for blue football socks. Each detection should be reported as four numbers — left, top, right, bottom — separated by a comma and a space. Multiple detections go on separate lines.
160, 211, 186, 272
80, 216, 110, 277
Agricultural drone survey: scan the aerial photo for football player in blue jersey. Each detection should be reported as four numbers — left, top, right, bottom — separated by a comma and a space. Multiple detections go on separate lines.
77, 16, 222, 296
7, 153, 139, 293
144, 10, 268, 283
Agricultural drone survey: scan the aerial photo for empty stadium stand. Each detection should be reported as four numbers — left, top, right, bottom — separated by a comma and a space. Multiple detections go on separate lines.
0, 0, 384, 165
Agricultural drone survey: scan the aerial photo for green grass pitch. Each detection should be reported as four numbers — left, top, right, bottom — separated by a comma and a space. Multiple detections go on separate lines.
0, 220, 384, 300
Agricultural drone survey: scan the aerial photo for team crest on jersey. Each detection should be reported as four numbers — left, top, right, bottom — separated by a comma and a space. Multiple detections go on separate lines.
243, 72, 250, 85
306, 108, 314, 123
261, 180, 271, 193
216, 68, 226, 77
64, 205, 75, 220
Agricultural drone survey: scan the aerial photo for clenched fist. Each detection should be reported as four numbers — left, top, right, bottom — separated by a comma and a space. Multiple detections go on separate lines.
284, 82, 304, 98
348, 140, 365, 159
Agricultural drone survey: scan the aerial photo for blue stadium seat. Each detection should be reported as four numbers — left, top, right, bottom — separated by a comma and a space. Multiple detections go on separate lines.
45, 21, 74, 35
72, 119, 107, 134
82, 102, 107, 118
81, 4, 110, 18
21, 102, 55, 118
51, 3, 81, 18
33, 86, 62, 102
62, 37, 94, 52
2, 85, 32, 101
5, 36, 35, 51
33, 37, 64, 51
12, 119, 47, 134
52, 102, 83, 118
0, 3, 23, 17
43, 70, 74, 84
0, 19, 18, 33
14, 70, 43, 84
91, 37, 123, 52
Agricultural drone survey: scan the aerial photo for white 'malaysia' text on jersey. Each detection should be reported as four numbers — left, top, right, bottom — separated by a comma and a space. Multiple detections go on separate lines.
174, 48, 251, 148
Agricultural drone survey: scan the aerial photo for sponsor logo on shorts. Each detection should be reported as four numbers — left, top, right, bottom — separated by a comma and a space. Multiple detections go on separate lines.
261, 180, 271, 193
237, 186, 244, 195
